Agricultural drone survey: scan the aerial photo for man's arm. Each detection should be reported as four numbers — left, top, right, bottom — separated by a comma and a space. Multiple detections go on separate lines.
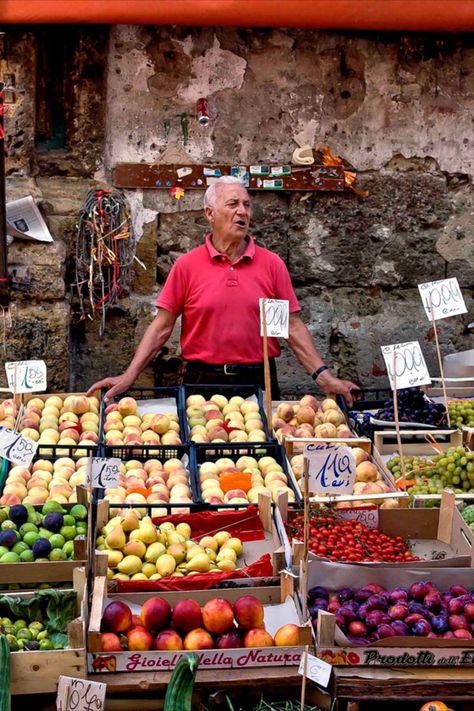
287, 313, 359, 406
87, 308, 178, 400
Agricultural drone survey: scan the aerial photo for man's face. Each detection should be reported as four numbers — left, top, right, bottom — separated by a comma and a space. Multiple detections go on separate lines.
205, 184, 252, 240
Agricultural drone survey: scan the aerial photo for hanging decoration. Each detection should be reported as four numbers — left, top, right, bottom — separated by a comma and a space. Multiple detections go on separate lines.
74, 188, 135, 336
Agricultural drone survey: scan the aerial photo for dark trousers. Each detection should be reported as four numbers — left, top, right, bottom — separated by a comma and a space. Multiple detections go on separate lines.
183, 358, 280, 399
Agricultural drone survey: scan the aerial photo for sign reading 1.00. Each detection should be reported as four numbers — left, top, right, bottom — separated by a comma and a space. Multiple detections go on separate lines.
5, 360, 47, 393
381, 341, 431, 390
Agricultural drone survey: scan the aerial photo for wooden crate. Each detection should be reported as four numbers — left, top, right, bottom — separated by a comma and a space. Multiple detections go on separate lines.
0, 537, 87, 586
9, 566, 86, 694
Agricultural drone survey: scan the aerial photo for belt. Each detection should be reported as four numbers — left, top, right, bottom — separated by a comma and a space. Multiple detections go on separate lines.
185, 360, 271, 375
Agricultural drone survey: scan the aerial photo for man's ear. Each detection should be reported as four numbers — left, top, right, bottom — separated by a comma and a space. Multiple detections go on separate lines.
204, 205, 214, 224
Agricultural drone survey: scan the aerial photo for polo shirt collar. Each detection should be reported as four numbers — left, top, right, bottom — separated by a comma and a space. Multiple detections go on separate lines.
205, 233, 255, 263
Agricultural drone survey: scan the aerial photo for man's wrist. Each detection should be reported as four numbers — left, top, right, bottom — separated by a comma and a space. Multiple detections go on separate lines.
311, 365, 330, 381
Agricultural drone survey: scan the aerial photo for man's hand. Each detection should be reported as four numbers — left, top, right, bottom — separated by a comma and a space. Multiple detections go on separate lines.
316, 371, 360, 407
87, 373, 135, 402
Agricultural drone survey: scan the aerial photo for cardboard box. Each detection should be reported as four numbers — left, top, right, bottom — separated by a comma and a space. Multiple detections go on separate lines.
310, 559, 474, 666
87, 575, 311, 673
9, 566, 86, 694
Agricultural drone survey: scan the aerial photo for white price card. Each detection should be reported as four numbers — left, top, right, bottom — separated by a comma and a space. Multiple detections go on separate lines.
336, 506, 379, 529
57, 676, 106, 711
0, 428, 38, 467
418, 277, 467, 321
304, 443, 356, 496
260, 298, 289, 338
381, 341, 431, 390
298, 652, 332, 688
5, 360, 47, 393
86, 457, 120, 489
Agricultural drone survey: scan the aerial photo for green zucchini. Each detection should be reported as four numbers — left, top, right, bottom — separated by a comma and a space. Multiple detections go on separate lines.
163, 653, 199, 711
0, 634, 11, 711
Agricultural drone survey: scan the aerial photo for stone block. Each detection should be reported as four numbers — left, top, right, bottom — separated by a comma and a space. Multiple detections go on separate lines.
5, 178, 42, 202
36, 178, 100, 215
0, 302, 70, 391
8, 240, 66, 301
132, 218, 159, 295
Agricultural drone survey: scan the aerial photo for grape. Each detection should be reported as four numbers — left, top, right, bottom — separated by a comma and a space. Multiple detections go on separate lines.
448, 399, 474, 427
376, 387, 447, 426
386, 447, 474, 499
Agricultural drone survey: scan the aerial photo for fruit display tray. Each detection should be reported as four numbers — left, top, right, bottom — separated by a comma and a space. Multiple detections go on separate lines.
182, 383, 272, 444
310, 559, 474, 666
87, 575, 311, 673
190, 441, 299, 507
0, 536, 87, 586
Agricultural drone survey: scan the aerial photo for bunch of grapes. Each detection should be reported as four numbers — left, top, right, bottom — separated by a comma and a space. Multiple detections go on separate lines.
387, 447, 474, 497
461, 504, 474, 530
376, 387, 446, 426
448, 400, 474, 428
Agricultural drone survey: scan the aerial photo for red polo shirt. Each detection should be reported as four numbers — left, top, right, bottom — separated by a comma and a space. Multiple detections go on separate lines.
155, 234, 300, 364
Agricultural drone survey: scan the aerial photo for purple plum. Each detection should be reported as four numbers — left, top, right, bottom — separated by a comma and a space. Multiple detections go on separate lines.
412, 619, 432, 636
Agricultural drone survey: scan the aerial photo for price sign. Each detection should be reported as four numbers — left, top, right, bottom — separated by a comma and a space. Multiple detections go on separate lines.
5, 360, 47, 394
304, 443, 356, 496
298, 652, 332, 687
57, 676, 106, 711
381, 341, 431, 390
86, 457, 120, 489
336, 506, 379, 529
418, 277, 467, 321
260, 298, 289, 338
0, 427, 38, 467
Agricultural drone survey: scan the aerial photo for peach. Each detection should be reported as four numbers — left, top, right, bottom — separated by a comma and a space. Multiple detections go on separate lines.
314, 423, 338, 438
20, 427, 40, 442
191, 425, 207, 436
244, 628, 274, 648
234, 595, 264, 629
141, 430, 162, 444
321, 398, 338, 412
276, 403, 294, 422
202, 598, 234, 634
272, 416, 287, 431
275, 425, 296, 438
9, 465, 32, 481
80, 432, 99, 443
20, 414, 41, 428
204, 409, 223, 421
60, 428, 81, 443
183, 628, 214, 650
100, 632, 122, 652
102, 600, 132, 632
0, 494, 22, 505
215, 631, 242, 649
224, 489, 248, 502
186, 394, 206, 408
352, 447, 370, 466
355, 461, 378, 483
161, 432, 182, 445
149, 414, 170, 434
299, 394, 319, 410
118, 397, 138, 416
105, 402, 119, 415
323, 409, 345, 427
154, 629, 183, 650
274, 623, 300, 646
4, 482, 27, 499
140, 597, 171, 633
81, 412, 100, 424
167, 473, 189, 488
64, 395, 90, 415
296, 406, 316, 424
207, 427, 229, 442
172, 598, 203, 633
127, 626, 154, 651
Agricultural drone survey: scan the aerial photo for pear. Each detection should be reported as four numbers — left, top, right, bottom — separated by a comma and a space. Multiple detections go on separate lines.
96, 535, 105, 547
141, 563, 157, 578
175, 522, 191, 539
185, 553, 211, 573
129, 529, 141, 541
107, 549, 124, 568
131, 573, 148, 581
149, 573, 162, 580
186, 545, 206, 562
225, 537, 243, 556
112, 572, 130, 581
102, 516, 124, 537
117, 554, 143, 575
155, 553, 176, 576
176, 564, 188, 574
216, 547, 237, 562
214, 531, 232, 547
167, 543, 186, 564
121, 509, 140, 532
166, 531, 185, 546
144, 542, 166, 563
122, 540, 146, 558
200, 536, 218, 552
106, 525, 126, 550
204, 547, 217, 562
137, 517, 158, 544
171, 572, 184, 577
97, 545, 105, 551
107, 568, 114, 580
159, 522, 175, 533
217, 559, 237, 571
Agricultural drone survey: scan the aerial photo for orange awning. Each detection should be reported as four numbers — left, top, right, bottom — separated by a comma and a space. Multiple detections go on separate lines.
1, 0, 474, 30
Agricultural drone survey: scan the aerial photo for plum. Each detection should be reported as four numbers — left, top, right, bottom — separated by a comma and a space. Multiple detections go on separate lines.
443, 631, 455, 639
450, 584, 468, 597
366, 595, 388, 612
364, 583, 385, 594
431, 615, 449, 634
346, 635, 370, 646
334, 612, 347, 631
377, 623, 397, 638
365, 610, 390, 628
405, 613, 425, 626
354, 589, 373, 603
454, 629, 472, 639
449, 597, 466, 615
357, 604, 370, 621
391, 621, 409, 636
338, 606, 358, 623
412, 619, 432, 636
424, 593, 443, 612
388, 588, 408, 604
308, 586, 328, 602
464, 603, 474, 621
408, 602, 427, 616
338, 588, 354, 602
348, 621, 367, 637
448, 614, 468, 631
408, 582, 430, 601
388, 604, 408, 620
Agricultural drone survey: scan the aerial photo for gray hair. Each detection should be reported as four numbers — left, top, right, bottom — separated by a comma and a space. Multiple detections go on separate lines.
203, 175, 246, 208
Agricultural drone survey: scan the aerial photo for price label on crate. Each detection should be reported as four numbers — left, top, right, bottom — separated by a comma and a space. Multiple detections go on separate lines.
336, 505, 379, 529
57, 676, 106, 711
298, 652, 332, 687
418, 277, 467, 321
0, 427, 38, 466
304, 442, 356, 495
5, 360, 47, 393
260, 298, 289, 338
381, 341, 431, 390
86, 457, 120, 489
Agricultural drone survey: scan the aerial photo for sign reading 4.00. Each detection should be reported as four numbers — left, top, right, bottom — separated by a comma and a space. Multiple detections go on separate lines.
418, 277, 467, 321
304, 443, 356, 496
381, 341, 431, 391
5, 360, 47, 394
86, 458, 121, 489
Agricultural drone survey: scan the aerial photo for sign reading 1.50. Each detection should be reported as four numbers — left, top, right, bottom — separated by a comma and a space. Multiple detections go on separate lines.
381, 341, 431, 390
5, 360, 47, 394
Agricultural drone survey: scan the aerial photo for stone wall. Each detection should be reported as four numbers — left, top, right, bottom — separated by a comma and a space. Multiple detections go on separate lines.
2, 26, 473, 395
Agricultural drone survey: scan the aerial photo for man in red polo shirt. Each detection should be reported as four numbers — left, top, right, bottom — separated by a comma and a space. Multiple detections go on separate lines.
89, 176, 358, 404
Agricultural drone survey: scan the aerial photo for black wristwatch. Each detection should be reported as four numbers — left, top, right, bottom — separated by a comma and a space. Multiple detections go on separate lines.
311, 365, 330, 381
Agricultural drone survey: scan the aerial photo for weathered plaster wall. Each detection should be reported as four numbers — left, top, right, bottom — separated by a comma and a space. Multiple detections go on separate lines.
2, 26, 474, 395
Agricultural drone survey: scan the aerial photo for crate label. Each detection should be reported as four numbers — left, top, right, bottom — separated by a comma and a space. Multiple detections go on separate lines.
298, 652, 332, 687
86, 457, 121, 489
57, 676, 106, 711
5, 360, 47, 393
335, 506, 379, 529
318, 646, 474, 667
260, 298, 289, 338
381, 341, 431, 390
304, 443, 356, 495
0, 427, 38, 466
418, 277, 467, 321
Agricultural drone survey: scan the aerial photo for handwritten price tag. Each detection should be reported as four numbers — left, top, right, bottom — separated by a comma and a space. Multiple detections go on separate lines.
0, 427, 38, 467
5, 360, 47, 393
57, 676, 106, 711
260, 298, 289, 338
298, 652, 332, 687
381, 341, 431, 390
336, 506, 379, 529
418, 277, 467, 321
86, 458, 120, 489
304, 443, 356, 496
